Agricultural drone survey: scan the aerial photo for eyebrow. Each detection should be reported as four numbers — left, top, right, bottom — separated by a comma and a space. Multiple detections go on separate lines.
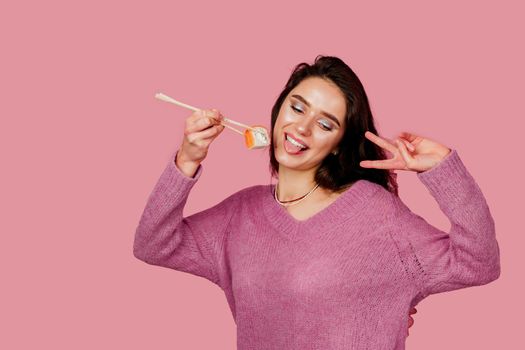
291, 94, 341, 127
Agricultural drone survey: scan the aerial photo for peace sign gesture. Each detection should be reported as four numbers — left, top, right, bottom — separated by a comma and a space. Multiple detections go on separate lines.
359, 131, 451, 173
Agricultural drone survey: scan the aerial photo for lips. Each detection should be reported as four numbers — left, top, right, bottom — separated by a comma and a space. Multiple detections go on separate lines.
284, 132, 309, 149
282, 132, 309, 155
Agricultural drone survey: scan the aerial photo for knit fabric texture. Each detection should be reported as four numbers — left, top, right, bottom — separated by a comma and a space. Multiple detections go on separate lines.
133, 148, 501, 350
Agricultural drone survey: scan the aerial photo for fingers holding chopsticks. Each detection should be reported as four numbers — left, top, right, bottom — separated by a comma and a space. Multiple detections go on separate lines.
186, 109, 224, 135
187, 108, 222, 127
178, 108, 226, 165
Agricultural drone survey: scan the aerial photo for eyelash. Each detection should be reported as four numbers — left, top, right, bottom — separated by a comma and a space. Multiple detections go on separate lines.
290, 105, 333, 131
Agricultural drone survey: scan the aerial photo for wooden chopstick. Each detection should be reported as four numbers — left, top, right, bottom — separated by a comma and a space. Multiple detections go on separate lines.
155, 92, 255, 134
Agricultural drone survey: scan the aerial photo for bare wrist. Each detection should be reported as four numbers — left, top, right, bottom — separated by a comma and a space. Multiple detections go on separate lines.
174, 151, 200, 178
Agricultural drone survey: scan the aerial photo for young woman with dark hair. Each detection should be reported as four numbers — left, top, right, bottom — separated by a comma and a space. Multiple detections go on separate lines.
134, 55, 500, 349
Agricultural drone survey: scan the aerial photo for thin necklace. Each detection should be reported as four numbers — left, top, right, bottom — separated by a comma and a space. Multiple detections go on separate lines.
274, 181, 320, 207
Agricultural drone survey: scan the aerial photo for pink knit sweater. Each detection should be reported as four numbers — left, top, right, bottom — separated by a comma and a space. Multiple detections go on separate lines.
133, 148, 501, 349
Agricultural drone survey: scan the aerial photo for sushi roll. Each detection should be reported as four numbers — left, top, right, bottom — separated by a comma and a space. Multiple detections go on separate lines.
244, 126, 270, 149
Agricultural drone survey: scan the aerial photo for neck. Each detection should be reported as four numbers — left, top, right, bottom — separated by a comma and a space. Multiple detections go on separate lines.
276, 165, 324, 201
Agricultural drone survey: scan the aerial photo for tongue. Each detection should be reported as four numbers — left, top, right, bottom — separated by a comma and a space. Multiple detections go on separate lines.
285, 138, 305, 153
290, 142, 303, 151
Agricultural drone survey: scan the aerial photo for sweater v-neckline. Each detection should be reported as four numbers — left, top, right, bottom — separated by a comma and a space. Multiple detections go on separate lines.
260, 179, 381, 242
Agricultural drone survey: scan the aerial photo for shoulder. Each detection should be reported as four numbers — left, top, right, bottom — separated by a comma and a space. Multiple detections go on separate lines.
211, 184, 271, 223
358, 179, 411, 219
222, 184, 271, 203
354, 178, 392, 200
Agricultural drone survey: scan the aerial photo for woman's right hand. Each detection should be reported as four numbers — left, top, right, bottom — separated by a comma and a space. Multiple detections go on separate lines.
175, 108, 225, 177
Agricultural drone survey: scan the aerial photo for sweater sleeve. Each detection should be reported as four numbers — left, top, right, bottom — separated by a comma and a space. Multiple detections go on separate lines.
388, 149, 501, 300
133, 150, 239, 290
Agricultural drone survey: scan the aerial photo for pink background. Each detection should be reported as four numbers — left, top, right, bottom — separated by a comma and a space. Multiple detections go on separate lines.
1, 0, 523, 349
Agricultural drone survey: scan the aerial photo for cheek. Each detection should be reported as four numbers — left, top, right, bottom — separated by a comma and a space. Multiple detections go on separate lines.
276, 107, 296, 125
272, 112, 291, 140
310, 132, 341, 151
281, 111, 297, 125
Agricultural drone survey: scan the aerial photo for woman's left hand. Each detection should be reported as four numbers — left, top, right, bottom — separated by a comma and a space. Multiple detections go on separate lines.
359, 131, 451, 173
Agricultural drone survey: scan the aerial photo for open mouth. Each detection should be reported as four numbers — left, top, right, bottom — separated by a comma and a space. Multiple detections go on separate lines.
283, 132, 309, 154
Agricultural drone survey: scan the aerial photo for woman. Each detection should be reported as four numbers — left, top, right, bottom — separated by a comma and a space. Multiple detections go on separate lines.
133, 55, 500, 349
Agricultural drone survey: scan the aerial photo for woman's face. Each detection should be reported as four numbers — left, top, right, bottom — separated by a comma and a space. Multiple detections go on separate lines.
273, 76, 347, 172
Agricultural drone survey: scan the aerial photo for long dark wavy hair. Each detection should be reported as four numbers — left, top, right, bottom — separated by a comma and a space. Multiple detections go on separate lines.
269, 55, 399, 196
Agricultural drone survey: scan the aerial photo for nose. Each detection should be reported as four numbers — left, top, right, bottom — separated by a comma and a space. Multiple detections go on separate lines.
295, 112, 315, 136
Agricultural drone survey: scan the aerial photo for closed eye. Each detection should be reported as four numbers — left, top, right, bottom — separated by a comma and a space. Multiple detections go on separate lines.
290, 104, 333, 131
291, 105, 303, 113
319, 122, 332, 131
